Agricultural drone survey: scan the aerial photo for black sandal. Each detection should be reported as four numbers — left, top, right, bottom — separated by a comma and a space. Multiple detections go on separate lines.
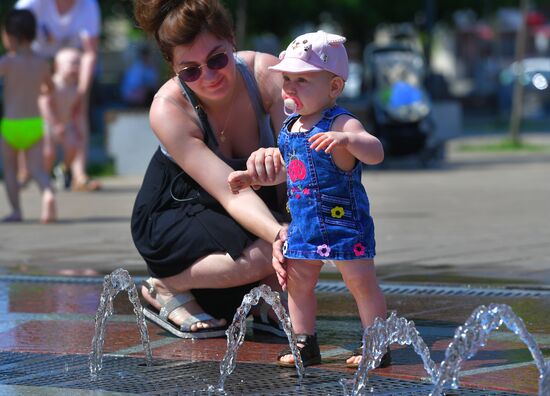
277, 334, 321, 367
346, 346, 391, 369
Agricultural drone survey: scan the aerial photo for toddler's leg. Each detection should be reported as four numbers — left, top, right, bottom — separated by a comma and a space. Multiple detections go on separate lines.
70, 104, 95, 189
336, 259, 386, 328
42, 128, 55, 173
62, 124, 80, 168
278, 259, 323, 365
26, 141, 56, 223
336, 259, 387, 367
1, 138, 22, 221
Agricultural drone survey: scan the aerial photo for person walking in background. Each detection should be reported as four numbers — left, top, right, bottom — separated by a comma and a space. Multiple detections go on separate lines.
41, 48, 83, 190
0, 9, 57, 223
229, 31, 390, 368
15, 0, 101, 191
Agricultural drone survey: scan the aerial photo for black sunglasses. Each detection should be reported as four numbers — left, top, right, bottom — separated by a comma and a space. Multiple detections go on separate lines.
177, 51, 229, 83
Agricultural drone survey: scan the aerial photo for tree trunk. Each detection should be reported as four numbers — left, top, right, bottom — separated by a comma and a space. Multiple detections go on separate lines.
508, 0, 529, 146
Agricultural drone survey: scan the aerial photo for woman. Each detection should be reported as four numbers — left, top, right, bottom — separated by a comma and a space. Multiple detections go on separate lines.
131, 0, 287, 338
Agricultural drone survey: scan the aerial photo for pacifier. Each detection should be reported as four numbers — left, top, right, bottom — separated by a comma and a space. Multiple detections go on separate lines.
283, 97, 301, 116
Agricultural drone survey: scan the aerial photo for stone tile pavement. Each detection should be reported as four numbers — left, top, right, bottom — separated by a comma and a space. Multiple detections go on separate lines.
0, 134, 548, 394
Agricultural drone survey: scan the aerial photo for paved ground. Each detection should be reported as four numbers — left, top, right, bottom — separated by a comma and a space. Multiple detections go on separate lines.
1, 134, 549, 285
0, 134, 548, 394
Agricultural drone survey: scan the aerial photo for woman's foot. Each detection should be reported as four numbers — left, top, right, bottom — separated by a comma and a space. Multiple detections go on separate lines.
250, 293, 288, 337
141, 279, 226, 332
40, 190, 56, 224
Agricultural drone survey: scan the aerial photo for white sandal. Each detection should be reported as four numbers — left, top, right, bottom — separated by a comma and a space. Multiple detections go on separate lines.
250, 292, 287, 337
141, 278, 227, 339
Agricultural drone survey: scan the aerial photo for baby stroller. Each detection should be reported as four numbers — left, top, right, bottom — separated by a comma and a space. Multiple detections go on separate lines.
364, 43, 438, 162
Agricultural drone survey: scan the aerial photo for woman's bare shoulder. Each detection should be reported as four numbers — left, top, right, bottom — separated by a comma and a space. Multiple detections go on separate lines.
151, 78, 189, 116
236, 50, 280, 80
149, 78, 202, 139
236, 50, 282, 111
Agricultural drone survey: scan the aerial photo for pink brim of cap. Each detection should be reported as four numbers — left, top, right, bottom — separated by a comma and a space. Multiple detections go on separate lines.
268, 58, 324, 74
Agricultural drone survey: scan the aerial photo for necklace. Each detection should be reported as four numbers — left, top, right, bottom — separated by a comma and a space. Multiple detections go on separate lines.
216, 81, 238, 143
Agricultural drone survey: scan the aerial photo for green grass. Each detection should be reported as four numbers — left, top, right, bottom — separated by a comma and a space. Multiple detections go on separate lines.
458, 138, 550, 153
87, 160, 116, 177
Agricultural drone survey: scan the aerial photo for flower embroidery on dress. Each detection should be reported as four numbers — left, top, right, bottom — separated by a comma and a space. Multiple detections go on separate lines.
353, 242, 366, 257
288, 156, 307, 182
316, 244, 331, 257
330, 206, 345, 218
302, 188, 310, 195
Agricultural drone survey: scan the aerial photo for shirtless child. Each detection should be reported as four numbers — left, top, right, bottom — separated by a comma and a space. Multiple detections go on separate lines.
0, 9, 57, 223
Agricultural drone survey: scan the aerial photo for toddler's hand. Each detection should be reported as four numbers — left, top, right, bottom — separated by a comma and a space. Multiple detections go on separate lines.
309, 131, 349, 153
227, 170, 254, 194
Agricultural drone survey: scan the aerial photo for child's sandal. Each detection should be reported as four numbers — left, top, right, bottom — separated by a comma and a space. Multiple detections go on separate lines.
277, 333, 321, 367
346, 346, 391, 369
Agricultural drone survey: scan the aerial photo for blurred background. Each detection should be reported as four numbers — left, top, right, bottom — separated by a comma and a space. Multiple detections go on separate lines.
0, 0, 549, 173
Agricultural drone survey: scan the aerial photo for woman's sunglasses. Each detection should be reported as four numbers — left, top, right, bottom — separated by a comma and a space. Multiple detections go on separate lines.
177, 51, 229, 83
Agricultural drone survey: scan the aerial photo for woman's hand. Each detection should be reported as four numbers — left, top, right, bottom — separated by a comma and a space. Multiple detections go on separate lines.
272, 225, 288, 290
246, 147, 284, 188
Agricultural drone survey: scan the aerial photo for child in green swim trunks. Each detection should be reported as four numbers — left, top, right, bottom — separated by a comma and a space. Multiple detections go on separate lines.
0, 9, 57, 223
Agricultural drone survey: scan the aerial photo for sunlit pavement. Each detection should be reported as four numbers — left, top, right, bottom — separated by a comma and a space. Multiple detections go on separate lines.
0, 134, 548, 394
0, 277, 546, 394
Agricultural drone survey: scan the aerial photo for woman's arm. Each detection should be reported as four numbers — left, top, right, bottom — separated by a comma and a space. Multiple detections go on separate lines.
254, 52, 286, 135
39, 62, 62, 130
236, 51, 286, 183
78, 35, 98, 97
150, 81, 281, 243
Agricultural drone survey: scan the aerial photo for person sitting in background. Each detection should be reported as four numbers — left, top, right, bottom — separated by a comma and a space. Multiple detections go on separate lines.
120, 45, 160, 107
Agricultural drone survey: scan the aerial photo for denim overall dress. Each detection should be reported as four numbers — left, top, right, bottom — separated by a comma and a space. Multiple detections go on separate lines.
278, 106, 376, 261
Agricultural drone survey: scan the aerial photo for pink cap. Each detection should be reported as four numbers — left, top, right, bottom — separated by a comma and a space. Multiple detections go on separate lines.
269, 30, 349, 81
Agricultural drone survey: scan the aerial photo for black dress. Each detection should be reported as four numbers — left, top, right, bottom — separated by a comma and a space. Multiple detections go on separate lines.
131, 56, 283, 320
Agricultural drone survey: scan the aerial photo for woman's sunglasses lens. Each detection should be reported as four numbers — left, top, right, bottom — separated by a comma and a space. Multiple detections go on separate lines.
179, 67, 201, 83
178, 52, 229, 83
207, 52, 229, 70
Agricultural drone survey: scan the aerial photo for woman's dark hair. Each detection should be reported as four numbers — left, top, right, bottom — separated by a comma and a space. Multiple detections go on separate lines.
134, 0, 234, 63
4, 9, 36, 43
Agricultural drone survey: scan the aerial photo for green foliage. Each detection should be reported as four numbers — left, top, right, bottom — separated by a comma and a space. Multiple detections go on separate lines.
87, 159, 116, 177
0, 0, 547, 49
458, 138, 550, 153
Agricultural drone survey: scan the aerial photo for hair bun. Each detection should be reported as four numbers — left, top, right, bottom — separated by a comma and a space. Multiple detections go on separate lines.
134, 0, 181, 36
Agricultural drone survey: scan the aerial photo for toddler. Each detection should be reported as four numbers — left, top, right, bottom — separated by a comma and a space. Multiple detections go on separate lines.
42, 47, 83, 189
228, 31, 390, 368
